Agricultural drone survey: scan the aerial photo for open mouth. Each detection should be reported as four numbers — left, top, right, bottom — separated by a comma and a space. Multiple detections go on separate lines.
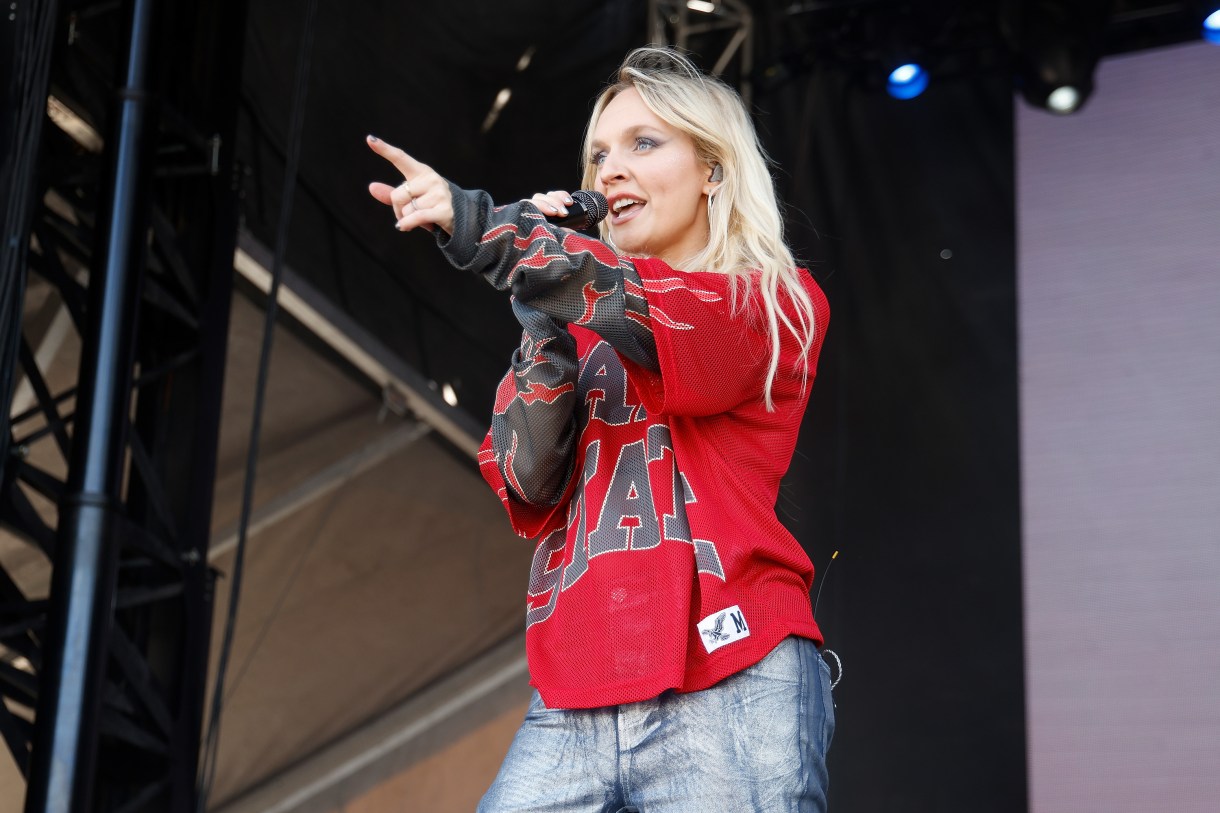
610, 197, 645, 224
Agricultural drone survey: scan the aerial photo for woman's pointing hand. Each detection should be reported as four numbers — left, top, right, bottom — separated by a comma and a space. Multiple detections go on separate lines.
366, 135, 454, 235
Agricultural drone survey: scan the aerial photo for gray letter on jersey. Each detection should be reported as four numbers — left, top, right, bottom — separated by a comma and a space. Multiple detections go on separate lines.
588, 439, 661, 555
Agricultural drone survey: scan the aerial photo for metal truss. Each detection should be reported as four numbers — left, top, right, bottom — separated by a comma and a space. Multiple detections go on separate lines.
1, 0, 247, 810
647, 0, 756, 105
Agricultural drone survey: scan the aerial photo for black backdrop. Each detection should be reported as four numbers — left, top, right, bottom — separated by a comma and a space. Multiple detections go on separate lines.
236, 1, 1026, 808
773, 61, 1026, 812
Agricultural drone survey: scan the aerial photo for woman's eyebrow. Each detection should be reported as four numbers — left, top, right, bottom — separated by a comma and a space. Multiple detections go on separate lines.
590, 125, 663, 151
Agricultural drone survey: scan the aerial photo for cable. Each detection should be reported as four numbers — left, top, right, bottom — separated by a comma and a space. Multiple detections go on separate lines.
195, 0, 320, 807
812, 550, 843, 690
811, 548, 838, 618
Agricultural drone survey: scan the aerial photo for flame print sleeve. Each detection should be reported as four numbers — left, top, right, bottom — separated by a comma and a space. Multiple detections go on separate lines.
486, 298, 578, 510
436, 184, 658, 372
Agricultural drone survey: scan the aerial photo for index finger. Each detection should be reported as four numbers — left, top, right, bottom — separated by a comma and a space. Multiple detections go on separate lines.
366, 135, 426, 179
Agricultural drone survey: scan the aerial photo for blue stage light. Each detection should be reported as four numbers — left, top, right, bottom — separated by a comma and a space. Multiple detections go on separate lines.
887, 63, 928, 100
1205, 10, 1220, 44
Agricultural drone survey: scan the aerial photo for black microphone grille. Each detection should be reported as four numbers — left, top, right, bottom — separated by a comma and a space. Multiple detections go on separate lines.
571, 190, 608, 227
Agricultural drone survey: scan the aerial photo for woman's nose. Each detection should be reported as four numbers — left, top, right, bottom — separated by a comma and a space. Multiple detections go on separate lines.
597, 152, 627, 185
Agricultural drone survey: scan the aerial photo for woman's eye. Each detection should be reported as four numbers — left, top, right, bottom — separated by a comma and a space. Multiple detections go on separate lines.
589, 151, 606, 166
635, 137, 657, 152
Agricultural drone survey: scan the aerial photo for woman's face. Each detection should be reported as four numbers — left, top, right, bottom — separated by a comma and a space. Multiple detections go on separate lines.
590, 87, 715, 268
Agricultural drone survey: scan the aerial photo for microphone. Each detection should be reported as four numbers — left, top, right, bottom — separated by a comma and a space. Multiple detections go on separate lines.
546, 190, 608, 230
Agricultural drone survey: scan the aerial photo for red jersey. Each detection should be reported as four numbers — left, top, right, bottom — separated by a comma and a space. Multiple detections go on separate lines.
478, 256, 830, 708
439, 185, 829, 708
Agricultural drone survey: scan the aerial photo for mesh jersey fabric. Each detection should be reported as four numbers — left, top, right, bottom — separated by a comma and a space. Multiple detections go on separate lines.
439, 186, 830, 709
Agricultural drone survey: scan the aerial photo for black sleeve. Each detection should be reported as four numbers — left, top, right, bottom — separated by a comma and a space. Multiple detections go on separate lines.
436, 184, 659, 371
488, 298, 578, 506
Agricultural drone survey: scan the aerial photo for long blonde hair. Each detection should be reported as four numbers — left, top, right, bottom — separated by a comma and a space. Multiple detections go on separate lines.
580, 47, 818, 410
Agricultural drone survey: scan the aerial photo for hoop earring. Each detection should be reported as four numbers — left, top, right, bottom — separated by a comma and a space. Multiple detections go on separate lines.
707, 193, 715, 222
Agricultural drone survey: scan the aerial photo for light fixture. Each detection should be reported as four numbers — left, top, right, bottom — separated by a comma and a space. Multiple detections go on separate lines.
875, 6, 931, 102
480, 87, 513, 134
1008, 0, 1105, 115
1204, 9, 1220, 44
516, 45, 536, 72
886, 63, 929, 99
1045, 85, 1083, 114
687, 0, 717, 13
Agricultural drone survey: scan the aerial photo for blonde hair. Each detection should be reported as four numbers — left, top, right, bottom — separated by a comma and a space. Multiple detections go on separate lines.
580, 47, 818, 410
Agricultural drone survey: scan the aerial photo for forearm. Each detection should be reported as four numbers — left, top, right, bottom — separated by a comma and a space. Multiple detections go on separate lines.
437, 184, 658, 371
490, 300, 578, 506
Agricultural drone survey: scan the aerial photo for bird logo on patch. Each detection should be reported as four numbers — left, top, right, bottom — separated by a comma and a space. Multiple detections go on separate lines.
701, 611, 729, 644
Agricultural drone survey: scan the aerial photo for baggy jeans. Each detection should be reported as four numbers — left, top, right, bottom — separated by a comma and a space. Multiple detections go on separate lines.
479, 635, 835, 813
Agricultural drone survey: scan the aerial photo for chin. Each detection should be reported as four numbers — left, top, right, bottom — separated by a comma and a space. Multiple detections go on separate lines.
609, 233, 647, 257
613, 229, 657, 254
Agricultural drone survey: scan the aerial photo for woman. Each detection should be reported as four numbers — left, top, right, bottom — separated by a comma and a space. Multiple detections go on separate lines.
368, 47, 833, 813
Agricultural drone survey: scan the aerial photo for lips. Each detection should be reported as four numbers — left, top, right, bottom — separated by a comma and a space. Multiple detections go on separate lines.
608, 195, 645, 226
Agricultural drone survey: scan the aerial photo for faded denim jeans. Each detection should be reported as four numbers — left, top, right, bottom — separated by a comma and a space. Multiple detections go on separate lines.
479, 636, 835, 813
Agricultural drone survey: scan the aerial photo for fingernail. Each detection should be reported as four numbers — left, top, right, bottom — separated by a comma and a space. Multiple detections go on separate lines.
367, 134, 379, 142
564, 197, 573, 205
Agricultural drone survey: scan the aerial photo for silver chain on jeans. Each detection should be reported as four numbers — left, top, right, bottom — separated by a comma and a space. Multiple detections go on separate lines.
821, 648, 843, 689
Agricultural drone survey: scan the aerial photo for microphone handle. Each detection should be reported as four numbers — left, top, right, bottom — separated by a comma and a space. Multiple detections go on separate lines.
547, 190, 607, 230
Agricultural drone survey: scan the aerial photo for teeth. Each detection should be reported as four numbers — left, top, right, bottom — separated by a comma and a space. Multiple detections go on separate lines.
613, 198, 642, 212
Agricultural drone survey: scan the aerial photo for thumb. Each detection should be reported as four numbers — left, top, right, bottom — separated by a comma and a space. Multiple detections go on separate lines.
368, 181, 395, 205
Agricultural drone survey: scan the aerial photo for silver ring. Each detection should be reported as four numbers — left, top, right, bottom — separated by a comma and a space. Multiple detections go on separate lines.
403, 178, 420, 212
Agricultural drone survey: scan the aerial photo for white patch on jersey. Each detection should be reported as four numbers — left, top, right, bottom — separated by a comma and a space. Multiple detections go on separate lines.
697, 605, 750, 653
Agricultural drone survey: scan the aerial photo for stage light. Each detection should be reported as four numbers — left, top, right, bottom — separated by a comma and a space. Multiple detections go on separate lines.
1007, 1, 1105, 115
687, 0, 717, 13
1046, 85, 1083, 114
481, 87, 512, 134
1205, 10, 1220, 44
886, 63, 928, 99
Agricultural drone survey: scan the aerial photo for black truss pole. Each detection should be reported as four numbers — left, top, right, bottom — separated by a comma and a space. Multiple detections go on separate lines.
2, 0, 59, 459
4, 0, 247, 808
24, 0, 158, 809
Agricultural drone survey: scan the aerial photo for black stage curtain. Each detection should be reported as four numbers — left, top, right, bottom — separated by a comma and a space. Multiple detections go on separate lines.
758, 43, 1028, 813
